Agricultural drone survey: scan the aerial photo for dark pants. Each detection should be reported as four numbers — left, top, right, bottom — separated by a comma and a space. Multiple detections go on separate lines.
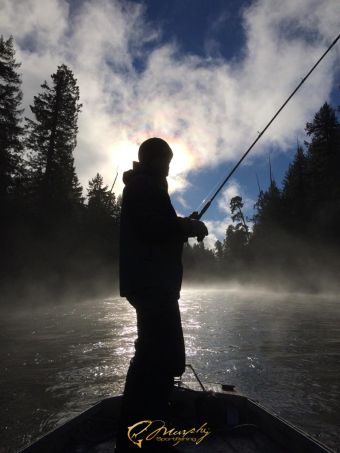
115, 295, 185, 452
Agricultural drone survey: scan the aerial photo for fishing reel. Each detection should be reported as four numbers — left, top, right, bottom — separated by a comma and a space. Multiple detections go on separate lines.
189, 211, 200, 220
189, 211, 206, 242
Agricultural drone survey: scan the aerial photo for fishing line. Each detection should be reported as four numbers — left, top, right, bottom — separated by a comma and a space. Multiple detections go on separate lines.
194, 176, 224, 212
194, 32, 340, 220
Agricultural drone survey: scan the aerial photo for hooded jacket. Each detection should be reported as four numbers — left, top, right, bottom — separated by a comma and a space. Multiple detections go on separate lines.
119, 162, 192, 299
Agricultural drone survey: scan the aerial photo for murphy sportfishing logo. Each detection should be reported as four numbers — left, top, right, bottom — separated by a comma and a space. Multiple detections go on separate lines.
127, 420, 211, 448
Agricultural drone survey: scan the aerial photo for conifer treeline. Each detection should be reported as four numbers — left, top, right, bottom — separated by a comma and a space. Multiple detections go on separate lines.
203, 102, 340, 290
1, 36, 121, 304
1, 36, 339, 304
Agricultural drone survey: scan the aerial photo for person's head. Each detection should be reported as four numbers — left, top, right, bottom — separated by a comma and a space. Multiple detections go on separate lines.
138, 137, 173, 177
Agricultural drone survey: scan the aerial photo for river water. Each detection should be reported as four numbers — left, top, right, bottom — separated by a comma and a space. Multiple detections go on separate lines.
1, 288, 339, 452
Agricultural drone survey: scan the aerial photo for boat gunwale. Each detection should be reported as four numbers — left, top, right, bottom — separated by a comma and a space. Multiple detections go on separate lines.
18, 385, 337, 453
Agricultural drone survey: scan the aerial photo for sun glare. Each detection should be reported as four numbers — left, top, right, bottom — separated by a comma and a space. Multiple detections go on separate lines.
169, 141, 195, 177
111, 141, 137, 174
108, 136, 196, 194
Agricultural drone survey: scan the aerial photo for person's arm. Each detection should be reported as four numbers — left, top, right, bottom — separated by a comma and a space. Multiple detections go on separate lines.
126, 177, 207, 242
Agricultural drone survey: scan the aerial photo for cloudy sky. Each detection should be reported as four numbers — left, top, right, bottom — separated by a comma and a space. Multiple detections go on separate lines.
1, 0, 340, 247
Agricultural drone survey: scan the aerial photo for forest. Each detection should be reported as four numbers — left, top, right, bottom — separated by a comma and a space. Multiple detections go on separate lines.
1, 35, 340, 306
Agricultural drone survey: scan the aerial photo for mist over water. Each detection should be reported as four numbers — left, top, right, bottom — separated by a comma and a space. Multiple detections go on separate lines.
1, 288, 340, 452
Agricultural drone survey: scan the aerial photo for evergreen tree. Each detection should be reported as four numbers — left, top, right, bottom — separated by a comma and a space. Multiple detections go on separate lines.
0, 35, 24, 206
25, 64, 83, 213
304, 103, 340, 239
87, 173, 120, 220
218, 196, 250, 274
252, 180, 282, 236
182, 240, 216, 282
230, 195, 250, 240
214, 239, 224, 261
282, 145, 307, 234
250, 179, 285, 269
305, 103, 339, 197
224, 225, 242, 260
87, 173, 110, 214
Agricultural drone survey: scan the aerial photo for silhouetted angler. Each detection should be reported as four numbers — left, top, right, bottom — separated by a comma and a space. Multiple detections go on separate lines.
115, 138, 208, 452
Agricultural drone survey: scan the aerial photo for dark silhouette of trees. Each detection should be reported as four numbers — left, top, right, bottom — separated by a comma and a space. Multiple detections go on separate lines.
227, 196, 249, 254
183, 240, 216, 282
246, 103, 340, 289
230, 196, 249, 236
0, 37, 122, 305
281, 145, 307, 234
25, 64, 83, 217
224, 224, 247, 262
213, 196, 250, 277
304, 102, 340, 241
0, 35, 24, 209
87, 173, 121, 219
214, 239, 224, 262
252, 180, 282, 236
1, 34, 340, 303
84, 173, 121, 275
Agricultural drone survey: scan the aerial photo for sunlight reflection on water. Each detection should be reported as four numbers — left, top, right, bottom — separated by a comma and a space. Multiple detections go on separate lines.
1, 289, 340, 451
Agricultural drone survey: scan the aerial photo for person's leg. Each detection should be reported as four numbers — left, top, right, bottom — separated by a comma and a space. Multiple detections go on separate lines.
115, 296, 185, 451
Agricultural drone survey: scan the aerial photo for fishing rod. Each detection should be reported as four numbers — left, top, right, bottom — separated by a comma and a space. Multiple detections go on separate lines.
109, 169, 119, 195
192, 32, 340, 221
105, 168, 119, 209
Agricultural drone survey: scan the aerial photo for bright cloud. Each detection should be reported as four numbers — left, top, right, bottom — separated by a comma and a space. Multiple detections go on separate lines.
1, 0, 339, 196
202, 216, 231, 250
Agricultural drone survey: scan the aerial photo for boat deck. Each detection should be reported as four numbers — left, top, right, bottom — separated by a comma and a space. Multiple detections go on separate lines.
20, 381, 335, 453
64, 386, 287, 452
